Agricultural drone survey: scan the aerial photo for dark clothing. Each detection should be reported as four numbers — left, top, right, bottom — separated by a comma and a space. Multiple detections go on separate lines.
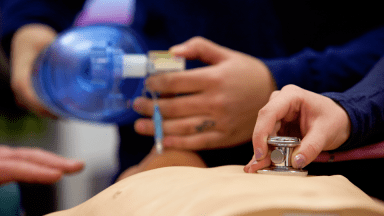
311, 58, 384, 200
1, 1, 384, 93
1, 0, 384, 199
324, 58, 384, 151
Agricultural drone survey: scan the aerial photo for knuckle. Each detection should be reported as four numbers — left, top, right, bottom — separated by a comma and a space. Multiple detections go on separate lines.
208, 94, 227, 113
269, 90, 280, 99
188, 36, 206, 45
281, 84, 303, 96
187, 36, 211, 54
281, 84, 298, 91
257, 106, 271, 118
207, 72, 222, 87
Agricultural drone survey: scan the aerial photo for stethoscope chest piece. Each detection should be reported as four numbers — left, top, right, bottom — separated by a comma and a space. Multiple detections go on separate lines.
257, 136, 308, 176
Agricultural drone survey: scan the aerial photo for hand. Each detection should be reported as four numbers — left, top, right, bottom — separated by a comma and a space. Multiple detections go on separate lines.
10, 24, 58, 118
0, 145, 84, 185
244, 85, 351, 173
133, 37, 276, 150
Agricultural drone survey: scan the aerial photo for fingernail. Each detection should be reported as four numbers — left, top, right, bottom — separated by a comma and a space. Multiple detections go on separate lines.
294, 154, 306, 169
254, 148, 264, 160
251, 160, 258, 165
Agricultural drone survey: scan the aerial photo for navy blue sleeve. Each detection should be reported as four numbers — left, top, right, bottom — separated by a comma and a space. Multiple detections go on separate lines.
0, 0, 86, 55
322, 57, 384, 151
263, 26, 384, 94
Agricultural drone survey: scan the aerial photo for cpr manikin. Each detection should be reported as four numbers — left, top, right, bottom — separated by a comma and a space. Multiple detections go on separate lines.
46, 165, 384, 216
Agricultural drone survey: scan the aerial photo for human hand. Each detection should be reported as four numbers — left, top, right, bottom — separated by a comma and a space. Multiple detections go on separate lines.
10, 24, 58, 118
0, 145, 84, 185
133, 37, 276, 150
244, 85, 351, 173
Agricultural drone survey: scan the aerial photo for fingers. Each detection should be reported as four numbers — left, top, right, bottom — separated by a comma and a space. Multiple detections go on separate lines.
161, 131, 223, 150
0, 146, 84, 184
0, 160, 63, 184
137, 122, 226, 150
169, 36, 231, 65
291, 129, 327, 169
145, 66, 217, 94
243, 154, 271, 173
251, 84, 347, 169
135, 116, 216, 136
269, 90, 280, 101
145, 37, 234, 94
133, 107, 226, 150
252, 86, 302, 161
133, 95, 210, 118
0, 146, 84, 173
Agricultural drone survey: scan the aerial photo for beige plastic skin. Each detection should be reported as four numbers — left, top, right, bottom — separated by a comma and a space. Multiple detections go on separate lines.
46, 166, 384, 216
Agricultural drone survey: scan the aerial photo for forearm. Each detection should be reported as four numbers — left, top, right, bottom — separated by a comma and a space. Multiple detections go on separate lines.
263, 26, 384, 93
323, 57, 384, 151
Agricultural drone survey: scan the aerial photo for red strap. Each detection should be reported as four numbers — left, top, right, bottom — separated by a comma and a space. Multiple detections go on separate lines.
314, 141, 384, 162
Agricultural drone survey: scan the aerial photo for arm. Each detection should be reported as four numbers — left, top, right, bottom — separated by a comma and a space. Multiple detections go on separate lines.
264, 26, 384, 93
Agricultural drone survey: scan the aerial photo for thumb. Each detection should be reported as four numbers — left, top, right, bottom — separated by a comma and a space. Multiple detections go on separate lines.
291, 130, 325, 169
169, 36, 231, 65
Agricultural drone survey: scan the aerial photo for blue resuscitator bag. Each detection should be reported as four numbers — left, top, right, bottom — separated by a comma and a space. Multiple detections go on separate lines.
32, 24, 184, 125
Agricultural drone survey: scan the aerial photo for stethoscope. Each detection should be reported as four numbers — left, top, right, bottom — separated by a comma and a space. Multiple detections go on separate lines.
257, 136, 308, 176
